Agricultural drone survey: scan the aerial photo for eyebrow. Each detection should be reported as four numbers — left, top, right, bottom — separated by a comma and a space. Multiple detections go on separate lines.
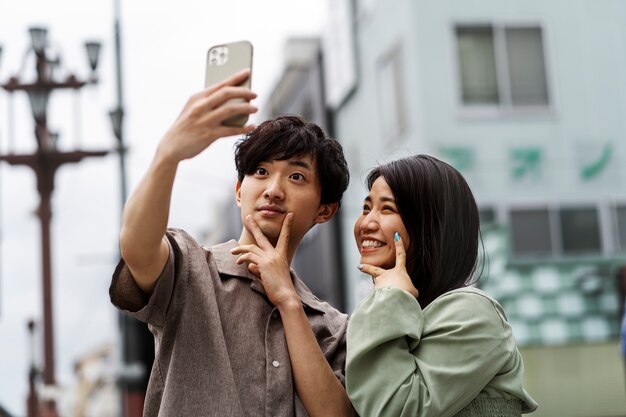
364, 196, 396, 203
288, 159, 313, 170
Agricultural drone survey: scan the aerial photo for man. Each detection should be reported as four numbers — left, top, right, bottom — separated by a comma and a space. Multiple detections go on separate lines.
109, 69, 353, 417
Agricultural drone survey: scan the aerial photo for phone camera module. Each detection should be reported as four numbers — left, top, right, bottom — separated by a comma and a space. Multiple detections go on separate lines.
209, 46, 229, 66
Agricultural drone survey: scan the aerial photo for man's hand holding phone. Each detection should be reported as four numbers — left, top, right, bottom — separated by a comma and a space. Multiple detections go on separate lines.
156, 69, 257, 165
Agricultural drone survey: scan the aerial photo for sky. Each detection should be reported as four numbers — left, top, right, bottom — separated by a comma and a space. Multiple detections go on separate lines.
0, 0, 327, 413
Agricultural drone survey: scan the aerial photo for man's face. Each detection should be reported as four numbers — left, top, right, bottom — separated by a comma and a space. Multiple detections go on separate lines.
236, 154, 334, 247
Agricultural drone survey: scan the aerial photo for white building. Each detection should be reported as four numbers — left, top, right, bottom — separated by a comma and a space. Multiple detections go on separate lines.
326, 0, 626, 415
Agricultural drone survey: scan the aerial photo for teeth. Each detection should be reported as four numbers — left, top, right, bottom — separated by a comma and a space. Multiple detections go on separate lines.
362, 240, 385, 248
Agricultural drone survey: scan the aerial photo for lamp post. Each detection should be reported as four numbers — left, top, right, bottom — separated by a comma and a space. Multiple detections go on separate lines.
0, 27, 109, 417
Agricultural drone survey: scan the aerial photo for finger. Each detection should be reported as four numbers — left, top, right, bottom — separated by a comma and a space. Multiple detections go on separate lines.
235, 253, 261, 266
248, 263, 260, 277
203, 86, 257, 111
393, 232, 407, 269
204, 69, 251, 95
245, 215, 272, 249
213, 123, 256, 139
358, 263, 386, 278
230, 245, 263, 256
276, 213, 293, 254
207, 102, 258, 125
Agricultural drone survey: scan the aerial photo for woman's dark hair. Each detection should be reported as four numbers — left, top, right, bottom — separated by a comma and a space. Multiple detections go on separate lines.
366, 155, 482, 307
234, 115, 349, 206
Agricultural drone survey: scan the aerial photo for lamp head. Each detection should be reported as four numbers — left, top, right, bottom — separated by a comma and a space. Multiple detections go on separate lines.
29, 27, 48, 56
84, 41, 101, 72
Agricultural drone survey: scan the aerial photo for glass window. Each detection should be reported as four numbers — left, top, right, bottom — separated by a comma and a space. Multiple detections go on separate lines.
479, 207, 496, 225
457, 26, 499, 104
510, 208, 552, 256
559, 207, 601, 254
456, 24, 549, 109
616, 205, 626, 251
505, 27, 549, 106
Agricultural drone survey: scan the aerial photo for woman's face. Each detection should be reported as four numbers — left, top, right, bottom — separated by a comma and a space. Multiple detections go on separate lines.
354, 177, 410, 270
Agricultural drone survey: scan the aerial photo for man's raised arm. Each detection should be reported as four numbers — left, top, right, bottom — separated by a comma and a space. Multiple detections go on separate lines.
119, 70, 257, 294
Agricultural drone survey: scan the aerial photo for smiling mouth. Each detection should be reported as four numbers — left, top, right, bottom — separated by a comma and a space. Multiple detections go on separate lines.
360, 239, 386, 253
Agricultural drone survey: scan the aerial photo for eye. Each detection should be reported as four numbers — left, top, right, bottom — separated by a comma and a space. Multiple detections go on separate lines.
255, 167, 268, 176
382, 206, 397, 213
362, 204, 371, 214
289, 172, 305, 181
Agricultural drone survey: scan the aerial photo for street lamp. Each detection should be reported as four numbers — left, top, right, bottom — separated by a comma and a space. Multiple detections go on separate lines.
85, 41, 101, 82
0, 27, 110, 417
29, 27, 48, 57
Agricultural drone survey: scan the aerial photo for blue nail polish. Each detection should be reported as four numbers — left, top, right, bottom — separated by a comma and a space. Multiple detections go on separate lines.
357, 264, 362, 270
394, 232, 400, 241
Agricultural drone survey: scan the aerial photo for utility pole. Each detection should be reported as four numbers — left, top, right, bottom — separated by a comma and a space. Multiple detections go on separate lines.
0, 27, 108, 417
109, 2, 154, 415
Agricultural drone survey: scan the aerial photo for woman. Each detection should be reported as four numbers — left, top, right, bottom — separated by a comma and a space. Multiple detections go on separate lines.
346, 155, 538, 417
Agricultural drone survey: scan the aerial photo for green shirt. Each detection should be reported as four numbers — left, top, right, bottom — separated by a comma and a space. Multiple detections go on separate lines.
346, 286, 538, 417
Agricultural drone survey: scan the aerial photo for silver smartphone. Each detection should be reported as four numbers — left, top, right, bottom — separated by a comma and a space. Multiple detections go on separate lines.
205, 40, 253, 127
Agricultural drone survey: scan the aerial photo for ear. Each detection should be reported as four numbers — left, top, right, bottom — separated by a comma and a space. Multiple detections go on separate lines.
235, 181, 242, 208
313, 202, 339, 225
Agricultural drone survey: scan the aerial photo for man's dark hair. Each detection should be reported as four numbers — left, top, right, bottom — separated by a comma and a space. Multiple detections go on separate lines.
234, 115, 349, 206
366, 155, 484, 307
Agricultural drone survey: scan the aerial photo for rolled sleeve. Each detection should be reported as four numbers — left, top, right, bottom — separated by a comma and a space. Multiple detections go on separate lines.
109, 229, 187, 327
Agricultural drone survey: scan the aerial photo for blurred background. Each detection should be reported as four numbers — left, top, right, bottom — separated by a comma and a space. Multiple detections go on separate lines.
0, 0, 625, 416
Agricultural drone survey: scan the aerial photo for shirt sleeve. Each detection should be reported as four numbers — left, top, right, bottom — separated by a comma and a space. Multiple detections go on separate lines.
346, 287, 517, 417
323, 309, 349, 387
109, 228, 190, 327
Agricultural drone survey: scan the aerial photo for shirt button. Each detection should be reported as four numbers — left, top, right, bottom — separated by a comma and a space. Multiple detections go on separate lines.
272, 360, 280, 368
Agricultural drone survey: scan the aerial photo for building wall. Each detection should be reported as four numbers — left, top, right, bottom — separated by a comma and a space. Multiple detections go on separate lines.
521, 342, 626, 417
331, 0, 626, 415
336, 0, 626, 310
409, 0, 626, 204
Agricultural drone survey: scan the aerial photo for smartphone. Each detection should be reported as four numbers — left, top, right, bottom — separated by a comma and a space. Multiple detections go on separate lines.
205, 40, 253, 127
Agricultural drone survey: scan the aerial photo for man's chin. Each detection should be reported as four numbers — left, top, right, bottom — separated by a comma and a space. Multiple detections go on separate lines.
255, 222, 281, 244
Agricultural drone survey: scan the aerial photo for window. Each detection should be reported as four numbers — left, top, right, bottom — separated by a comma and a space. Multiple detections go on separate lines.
456, 24, 549, 109
377, 44, 407, 141
510, 208, 553, 256
456, 26, 499, 105
479, 207, 497, 226
559, 207, 601, 254
509, 206, 603, 258
615, 205, 626, 251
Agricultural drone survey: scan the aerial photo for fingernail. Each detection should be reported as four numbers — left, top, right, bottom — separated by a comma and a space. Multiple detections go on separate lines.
394, 232, 400, 241
357, 264, 363, 270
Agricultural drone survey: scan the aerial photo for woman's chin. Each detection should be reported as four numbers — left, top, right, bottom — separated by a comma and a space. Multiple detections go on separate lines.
359, 255, 391, 269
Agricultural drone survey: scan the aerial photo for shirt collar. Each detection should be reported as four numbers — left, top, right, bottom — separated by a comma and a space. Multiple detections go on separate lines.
208, 240, 327, 315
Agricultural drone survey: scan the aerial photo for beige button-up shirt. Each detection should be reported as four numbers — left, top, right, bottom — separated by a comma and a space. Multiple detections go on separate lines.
110, 228, 348, 417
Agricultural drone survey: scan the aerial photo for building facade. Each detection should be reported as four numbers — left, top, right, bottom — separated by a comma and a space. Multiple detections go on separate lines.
327, 0, 626, 415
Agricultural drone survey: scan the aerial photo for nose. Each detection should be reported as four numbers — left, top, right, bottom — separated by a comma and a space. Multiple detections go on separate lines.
359, 211, 379, 232
264, 176, 285, 201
